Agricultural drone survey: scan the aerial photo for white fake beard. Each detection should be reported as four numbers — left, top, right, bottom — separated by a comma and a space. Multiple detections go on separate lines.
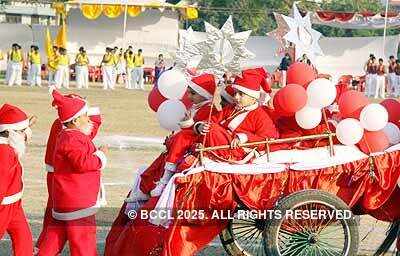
79, 121, 94, 136
8, 130, 26, 159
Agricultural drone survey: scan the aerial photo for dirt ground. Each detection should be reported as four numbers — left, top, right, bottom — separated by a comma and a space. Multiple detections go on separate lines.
0, 83, 395, 255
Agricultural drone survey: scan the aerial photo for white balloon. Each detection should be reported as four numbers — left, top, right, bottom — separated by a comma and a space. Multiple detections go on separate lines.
156, 100, 186, 131
383, 122, 400, 145
336, 118, 364, 146
360, 103, 388, 131
157, 69, 188, 100
306, 78, 337, 108
295, 106, 322, 129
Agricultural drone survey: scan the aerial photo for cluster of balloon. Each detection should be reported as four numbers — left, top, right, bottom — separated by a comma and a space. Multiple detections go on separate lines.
148, 69, 192, 131
274, 62, 337, 130
335, 91, 399, 153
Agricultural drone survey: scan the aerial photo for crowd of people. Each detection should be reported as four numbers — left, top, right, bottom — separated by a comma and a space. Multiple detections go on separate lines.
364, 54, 400, 98
0, 43, 167, 90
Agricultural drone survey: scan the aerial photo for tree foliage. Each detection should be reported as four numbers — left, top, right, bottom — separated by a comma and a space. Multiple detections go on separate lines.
186, 0, 400, 37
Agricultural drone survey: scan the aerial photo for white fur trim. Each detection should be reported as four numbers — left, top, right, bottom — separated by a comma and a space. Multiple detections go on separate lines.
87, 107, 100, 116
0, 119, 29, 132
1, 190, 23, 205
236, 133, 248, 143
45, 164, 54, 172
179, 118, 194, 128
233, 84, 260, 99
94, 150, 107, 170
188, 80, 213, 99
62, 104, 88, 123
220, 89, 234, 103
52, 201, 100, 221
204, 161, 286, 174
227, 111, 250, 131
0, 137, 8, 144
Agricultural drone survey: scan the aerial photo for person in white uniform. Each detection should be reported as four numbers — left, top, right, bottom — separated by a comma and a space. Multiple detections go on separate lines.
54, 47, 70, 89
75, 47, 89, 89
6, 44, 23, 87
101, 47, 115, 90
27, 45, 42, 87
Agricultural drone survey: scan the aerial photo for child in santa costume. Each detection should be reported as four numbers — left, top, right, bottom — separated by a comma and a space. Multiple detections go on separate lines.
0, 103, 34, 256
126, 73, 219, 201
198, 71, 279, 162
36, 93, 103, 253
38, 89, 108, 256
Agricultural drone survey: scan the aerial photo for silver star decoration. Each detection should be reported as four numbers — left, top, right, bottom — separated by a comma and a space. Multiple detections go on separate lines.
283, 2, 323, 63
174, 27, 204, 71
194, 16, 255, 78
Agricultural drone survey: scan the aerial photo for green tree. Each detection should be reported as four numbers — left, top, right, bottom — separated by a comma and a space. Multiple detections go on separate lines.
186, 0, 400, 37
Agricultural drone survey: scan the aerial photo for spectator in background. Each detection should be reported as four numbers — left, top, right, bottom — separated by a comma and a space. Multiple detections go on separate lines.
375, 58, 386, 99
125, 49, 135, 90
154, 54, 165, 82
6, 43, 24, 87
278, 53, 291, 87
115, 48, 125, 84
75, 46, 89, 89
133, 49, 145, 90
364, 55, 377, 98
388, 55, 396, 97
101, 47, 115, 90
27, 45, 41, 87
54, 47, 70, 89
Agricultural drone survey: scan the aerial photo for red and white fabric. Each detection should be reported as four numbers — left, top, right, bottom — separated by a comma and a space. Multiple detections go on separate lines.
188, 73, 216, 100
0, 104, 29, 132
51, 89, 88, 123
0, 137, 33, 256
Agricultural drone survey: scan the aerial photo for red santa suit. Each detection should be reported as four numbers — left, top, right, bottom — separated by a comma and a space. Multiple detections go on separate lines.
38, 90, 107, 256
204, 71, 279, 162
0, 104, 33, 256
139, 74, 218, 196
36, 105, 102, 250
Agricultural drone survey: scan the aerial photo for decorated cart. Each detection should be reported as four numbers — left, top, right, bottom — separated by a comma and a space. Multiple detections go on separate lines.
148, 134, 400, 256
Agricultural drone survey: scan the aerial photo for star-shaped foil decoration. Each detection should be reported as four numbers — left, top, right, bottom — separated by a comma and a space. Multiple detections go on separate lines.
282, 2, 323, 63
174, 26, 204, 71
194, 16, 255, 78
267, 12, 290, 46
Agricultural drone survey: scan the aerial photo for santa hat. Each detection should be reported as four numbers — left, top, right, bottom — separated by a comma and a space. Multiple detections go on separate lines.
188, 73, 216, 99
221, 85, 235, 104
50, 88, 88, 123
0, 104, 29, 132
243, 67, 272, 93
232, 72, 262, 99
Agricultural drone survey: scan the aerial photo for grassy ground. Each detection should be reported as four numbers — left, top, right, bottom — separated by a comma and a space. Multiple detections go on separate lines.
0, 82, 395, 255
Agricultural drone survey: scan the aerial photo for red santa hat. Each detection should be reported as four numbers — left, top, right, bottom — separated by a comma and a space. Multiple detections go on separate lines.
243, 67, 272, 93
188, 73, 216, 99
232, 72, 262, 99
221, 85, 235, 104
0, 104, 29, 132
51, 89, 88, 123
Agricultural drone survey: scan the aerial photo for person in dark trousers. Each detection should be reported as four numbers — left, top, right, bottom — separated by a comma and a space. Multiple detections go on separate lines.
278, 53, 291, 87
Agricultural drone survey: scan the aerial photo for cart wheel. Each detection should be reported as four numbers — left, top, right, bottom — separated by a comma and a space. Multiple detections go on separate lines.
220, 206, 268, 256
264, 190, 359, 256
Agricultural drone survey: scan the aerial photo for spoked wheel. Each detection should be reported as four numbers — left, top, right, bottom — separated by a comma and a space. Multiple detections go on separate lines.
264, 190, 359, 256
220, 207, 269, 256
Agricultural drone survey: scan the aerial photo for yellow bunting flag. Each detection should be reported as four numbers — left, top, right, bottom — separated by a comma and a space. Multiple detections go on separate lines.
81, 4, 103, 20
103, 5, 124, 19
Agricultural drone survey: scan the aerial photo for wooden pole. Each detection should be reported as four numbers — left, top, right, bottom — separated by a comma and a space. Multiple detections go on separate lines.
196, 133, 336, 153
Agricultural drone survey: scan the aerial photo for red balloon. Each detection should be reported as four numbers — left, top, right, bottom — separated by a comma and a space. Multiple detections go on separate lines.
358, 130, 389, 154
338, 91, 369, 119
273, 90, 292, 117
181, 91, 193, 110
278, 84, 307, 114
148, 87, 167, 112
286, 62, 317, 88
381, 99, 400, 123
